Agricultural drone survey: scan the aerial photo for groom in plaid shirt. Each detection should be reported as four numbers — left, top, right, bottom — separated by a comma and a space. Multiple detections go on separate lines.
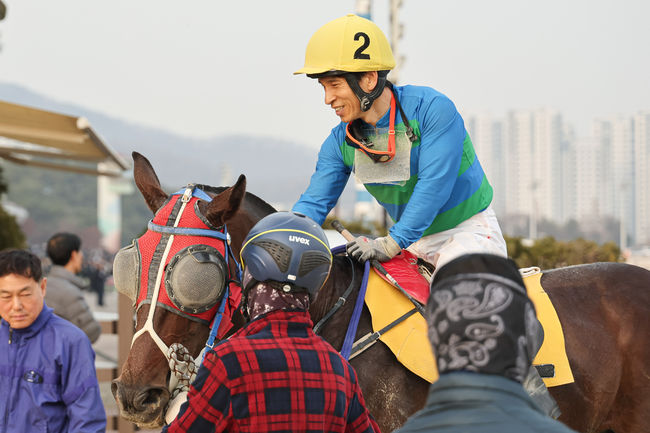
163, 212, 379, 433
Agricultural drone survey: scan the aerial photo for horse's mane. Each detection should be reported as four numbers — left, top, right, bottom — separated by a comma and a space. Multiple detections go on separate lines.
197, 184, 276, 215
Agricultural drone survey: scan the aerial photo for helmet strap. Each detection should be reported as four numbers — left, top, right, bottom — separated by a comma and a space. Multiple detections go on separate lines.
344, 71, 389, 112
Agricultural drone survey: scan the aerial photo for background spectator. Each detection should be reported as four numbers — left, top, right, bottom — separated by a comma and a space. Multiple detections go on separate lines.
45, 232, 101, 342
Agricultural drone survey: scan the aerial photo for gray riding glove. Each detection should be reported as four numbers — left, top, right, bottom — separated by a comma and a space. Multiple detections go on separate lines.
346, 235, 401, 263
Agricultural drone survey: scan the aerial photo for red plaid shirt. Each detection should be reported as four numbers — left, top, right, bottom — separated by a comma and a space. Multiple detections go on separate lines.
163, 309, 380, 433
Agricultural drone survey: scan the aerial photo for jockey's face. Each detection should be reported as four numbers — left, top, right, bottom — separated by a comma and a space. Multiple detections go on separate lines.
0, 274, 46, 329
318, 76, 362, 123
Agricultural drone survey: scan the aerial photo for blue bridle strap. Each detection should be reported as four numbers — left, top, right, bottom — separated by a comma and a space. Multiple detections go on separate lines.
147, 220, 230, 241
172, 186, 213, 202
201, 285, 230, 364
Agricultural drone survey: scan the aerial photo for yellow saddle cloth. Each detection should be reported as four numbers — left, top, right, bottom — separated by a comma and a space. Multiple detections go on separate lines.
363, 269, 574, 387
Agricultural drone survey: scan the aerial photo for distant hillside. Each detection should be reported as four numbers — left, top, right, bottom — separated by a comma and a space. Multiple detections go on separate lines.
0, 82, 362, 248
0, 82, 319, 207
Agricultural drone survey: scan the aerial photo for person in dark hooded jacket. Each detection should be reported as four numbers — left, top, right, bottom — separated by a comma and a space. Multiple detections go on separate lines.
395, 253, 577, 433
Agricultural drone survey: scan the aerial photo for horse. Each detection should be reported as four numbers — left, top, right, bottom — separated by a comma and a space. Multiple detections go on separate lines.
293, 251, 650, 433
112, 152, 650, 433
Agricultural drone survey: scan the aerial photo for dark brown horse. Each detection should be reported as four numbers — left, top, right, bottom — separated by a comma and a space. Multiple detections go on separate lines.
112, 153, 650, 433
539, 264, 650, 433
306, 253, 650, 433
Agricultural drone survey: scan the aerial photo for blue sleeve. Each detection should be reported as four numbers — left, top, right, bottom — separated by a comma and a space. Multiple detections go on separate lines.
292, 130, 352, 224
62, 335, 107, 433
388, 95, 466, 246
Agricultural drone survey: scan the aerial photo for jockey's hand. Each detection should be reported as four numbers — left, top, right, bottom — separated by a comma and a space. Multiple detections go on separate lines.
346, 235, 401, 263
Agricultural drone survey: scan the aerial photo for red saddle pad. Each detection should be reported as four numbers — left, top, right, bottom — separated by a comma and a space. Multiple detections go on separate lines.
373, 250, 430, 304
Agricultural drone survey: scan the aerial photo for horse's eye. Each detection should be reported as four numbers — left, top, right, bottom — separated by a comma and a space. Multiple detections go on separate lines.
113, 240, 141, 304
164, 245, 227, 314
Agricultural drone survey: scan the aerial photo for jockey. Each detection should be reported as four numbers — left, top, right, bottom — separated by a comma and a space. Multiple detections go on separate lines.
293, 14, 507, 272
163, 211, 379, 433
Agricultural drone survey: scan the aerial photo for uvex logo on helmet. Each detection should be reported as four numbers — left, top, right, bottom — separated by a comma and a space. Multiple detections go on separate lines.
289, 235, 310, 245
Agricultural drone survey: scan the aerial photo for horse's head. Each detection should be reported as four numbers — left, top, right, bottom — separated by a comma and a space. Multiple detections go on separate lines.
111, 152, 270, 427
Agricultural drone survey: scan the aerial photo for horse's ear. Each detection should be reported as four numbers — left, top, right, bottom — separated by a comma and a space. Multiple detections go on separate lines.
132, 152, 168, 213
200, 174, 247, 227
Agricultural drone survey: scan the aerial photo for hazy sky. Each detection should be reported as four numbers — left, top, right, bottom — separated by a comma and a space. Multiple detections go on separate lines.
1, 0, 648, 148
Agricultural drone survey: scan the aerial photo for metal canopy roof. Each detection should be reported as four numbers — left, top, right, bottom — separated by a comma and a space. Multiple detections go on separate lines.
0, 100, 129, 177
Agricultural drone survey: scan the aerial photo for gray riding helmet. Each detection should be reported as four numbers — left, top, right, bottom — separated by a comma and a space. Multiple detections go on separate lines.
240, 212, 333, 300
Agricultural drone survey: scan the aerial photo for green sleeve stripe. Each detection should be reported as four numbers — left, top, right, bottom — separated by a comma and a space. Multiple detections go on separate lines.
458, 133, 476, 175
340, 140, 355, 167
422, 174, 493, 235
365, 175, 418, 205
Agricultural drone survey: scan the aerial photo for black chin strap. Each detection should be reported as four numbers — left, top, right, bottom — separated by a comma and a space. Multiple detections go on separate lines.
240, 277, 259, 321
345, 81, 417, 145
344, 71, 389, 112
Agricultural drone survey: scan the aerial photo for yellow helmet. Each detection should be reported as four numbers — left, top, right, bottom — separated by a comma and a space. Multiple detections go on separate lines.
294, 14, 395, 76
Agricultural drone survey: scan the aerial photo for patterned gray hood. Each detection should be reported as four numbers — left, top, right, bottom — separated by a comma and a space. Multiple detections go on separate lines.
427, 254, 543, 383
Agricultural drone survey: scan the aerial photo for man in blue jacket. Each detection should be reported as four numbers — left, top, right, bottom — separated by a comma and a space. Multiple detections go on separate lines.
0, 249, 106, 433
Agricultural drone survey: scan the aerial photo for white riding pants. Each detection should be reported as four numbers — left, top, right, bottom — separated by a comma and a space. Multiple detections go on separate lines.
406, 206, 507, 276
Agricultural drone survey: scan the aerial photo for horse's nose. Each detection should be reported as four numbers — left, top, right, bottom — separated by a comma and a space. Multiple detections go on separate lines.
136, 386, 166, 411
112, 379, 169, 414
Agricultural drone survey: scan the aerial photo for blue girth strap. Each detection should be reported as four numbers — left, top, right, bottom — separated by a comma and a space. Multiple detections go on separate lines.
330, 244, 371, 361
341, 260, 370, 360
